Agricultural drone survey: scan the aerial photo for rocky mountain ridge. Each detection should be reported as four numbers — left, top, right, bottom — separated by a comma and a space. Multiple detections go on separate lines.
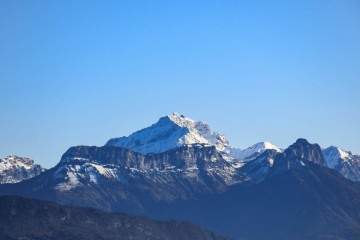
323, 146, 360, 182
0, 155, 45, 184
105, 113, 280, 161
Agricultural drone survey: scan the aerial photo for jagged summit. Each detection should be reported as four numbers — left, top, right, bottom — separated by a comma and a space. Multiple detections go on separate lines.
105, 112, 231, 155
1, 155, 34, 166
270, 138, 326, 175
0, 155, 45, 184
282, 138, 325, 165
322, 146, 360, 181
105, 113, 283, 162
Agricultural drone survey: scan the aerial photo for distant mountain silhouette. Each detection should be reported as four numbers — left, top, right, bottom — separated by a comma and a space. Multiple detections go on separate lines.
0, 196, 228, 240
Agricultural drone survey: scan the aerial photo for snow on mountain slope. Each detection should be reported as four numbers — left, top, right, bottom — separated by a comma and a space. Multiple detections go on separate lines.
229, 141, 281, 161
105, 112, 281, 163
0, 155, 45, 184
13, 145, 245, 209
106, 112, 233, 155
323, 146, 360, 181
239, 149, 280, 183
53, 158, 127, 191
323, 146, 350, 168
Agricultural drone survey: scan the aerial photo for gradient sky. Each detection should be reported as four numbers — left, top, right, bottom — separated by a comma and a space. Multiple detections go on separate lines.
1, 0, 359, 168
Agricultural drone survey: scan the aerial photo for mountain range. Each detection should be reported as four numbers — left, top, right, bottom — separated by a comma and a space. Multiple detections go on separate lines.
1, 113, 360, 239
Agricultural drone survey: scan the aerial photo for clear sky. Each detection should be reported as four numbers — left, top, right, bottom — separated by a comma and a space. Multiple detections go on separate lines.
1, 0, 359, 168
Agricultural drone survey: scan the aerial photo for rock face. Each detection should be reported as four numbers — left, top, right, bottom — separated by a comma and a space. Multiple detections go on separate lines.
0, 145, 245, 213
270, 138, 326, 175
238, 149, 280, 183
0, 155, 45, 184
0, 196, 228, 240
323, 146, 360, 182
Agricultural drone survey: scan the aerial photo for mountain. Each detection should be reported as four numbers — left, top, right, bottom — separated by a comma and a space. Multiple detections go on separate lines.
238, 149, 280, 183
105, 112, 281, 162
229, 141, 281, 161
1, 110, 360, 239
149, 139, 360, 240
0, 145, 245, 213
0, 196, 228, 240
1, 138, 360, 239
0, 155, 45, 184
270, 138, 326, 175
106, 112, 232, 154
323, 146, 360, 182
166, 161, 360, 240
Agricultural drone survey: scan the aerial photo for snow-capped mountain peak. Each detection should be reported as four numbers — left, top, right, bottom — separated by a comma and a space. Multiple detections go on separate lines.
229, 141, 281, 161
0, 155, 45, 184
1, 155, 35, 169
166, 112, 195, 127
322, 146, 360, 182
323, 146, 351, 168
105, 113, 230, 154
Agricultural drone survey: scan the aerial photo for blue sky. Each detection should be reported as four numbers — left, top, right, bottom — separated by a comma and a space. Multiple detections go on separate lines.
1, 0, 359, 167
